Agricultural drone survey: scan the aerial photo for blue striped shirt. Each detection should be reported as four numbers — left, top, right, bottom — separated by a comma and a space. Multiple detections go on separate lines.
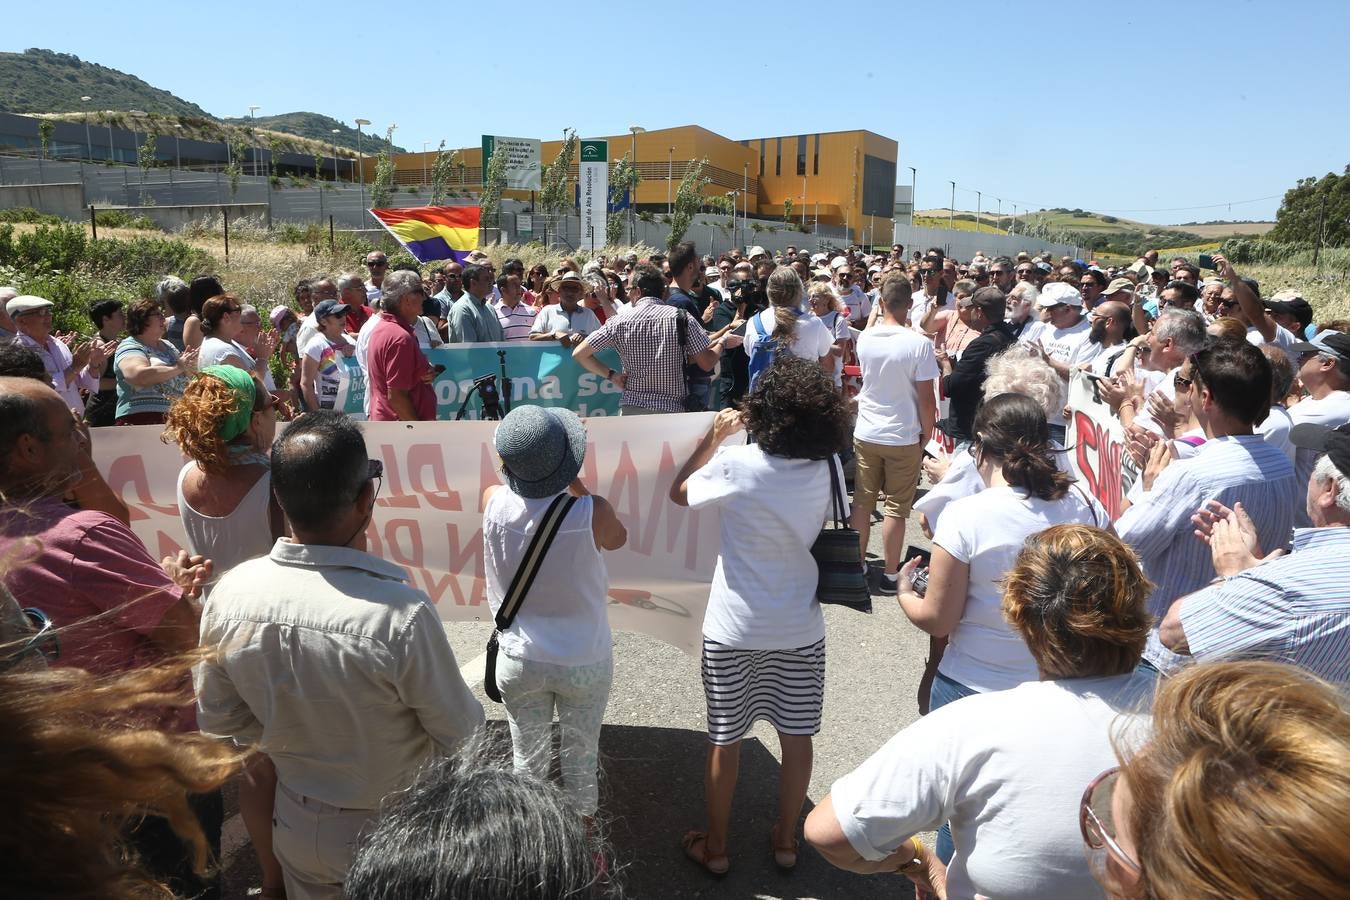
1115, 435, 1299, 672
1175, 527, 1350, 686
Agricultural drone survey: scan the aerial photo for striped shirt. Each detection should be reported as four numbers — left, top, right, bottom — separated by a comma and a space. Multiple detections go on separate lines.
1176, 527, 1350, 687
494, 300, 537, 341
1115, 435, 1299, 673
1289, 390, 1350, 527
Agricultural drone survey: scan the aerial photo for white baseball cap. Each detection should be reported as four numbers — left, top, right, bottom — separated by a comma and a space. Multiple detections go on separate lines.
1035, 282, 1084, 308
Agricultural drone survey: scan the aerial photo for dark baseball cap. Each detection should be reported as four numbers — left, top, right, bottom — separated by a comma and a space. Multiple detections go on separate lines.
1290, 422, 1350, 479
1290, 330, 1350, 364
313, 299, 350, 319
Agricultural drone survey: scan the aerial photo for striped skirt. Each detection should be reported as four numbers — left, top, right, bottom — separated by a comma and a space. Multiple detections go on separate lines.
701, 637, 826, 746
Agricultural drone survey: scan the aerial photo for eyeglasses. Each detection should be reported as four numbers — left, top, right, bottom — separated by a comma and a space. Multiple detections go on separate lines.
1174, 370, 1194, 392
15, 608, 60, 664
368, 260, 388, 267
1080, 767, 1140, 876
1016, 269, 1034, 276
1216, 299, 1238, 309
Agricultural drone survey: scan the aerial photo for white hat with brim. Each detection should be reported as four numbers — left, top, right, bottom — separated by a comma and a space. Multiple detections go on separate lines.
1035, 282, 1084, 308
6, 295, 54, 317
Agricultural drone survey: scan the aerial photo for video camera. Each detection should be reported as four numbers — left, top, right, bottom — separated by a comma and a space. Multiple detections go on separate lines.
454, 373, 504, 421
725, 277, 766, 312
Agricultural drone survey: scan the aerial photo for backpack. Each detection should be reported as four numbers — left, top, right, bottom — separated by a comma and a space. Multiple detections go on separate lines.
747, 310, 785, 391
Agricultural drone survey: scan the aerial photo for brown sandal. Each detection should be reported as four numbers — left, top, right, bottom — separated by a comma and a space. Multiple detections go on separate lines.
771, 823, 799, 871
681, 830, 730, 877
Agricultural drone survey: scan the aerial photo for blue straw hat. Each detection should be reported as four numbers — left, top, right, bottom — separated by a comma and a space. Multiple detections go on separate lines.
493, 405, 587, 498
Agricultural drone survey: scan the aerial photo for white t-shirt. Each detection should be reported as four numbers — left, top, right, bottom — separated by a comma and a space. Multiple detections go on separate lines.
743, 309, 833, 364
913, 442, 1075, 531
1256, 404, 1295, 462
934, 484, 1107, 692
908, 288, 951, 329
1087, 344, 1127, 377
685, 444, 832, 650
1020, 317, 1093, 427
1246, 322, 1298, 352
301, 333, 365, 418
295, 313, 319, 354
853, 324, 939, 447
830, 677, 1147, 900
530, 304, 602, 337
199, 336, 254, 370
815, 310, 851, 387
1130, 366, 1178, 437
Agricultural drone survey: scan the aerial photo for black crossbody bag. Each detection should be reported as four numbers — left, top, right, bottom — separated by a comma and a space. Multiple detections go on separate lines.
676, 311, 708, 412
483, 493, 579, 703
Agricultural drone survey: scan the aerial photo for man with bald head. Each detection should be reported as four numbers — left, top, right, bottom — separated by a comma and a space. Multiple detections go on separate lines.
1083, 300, 1132, 376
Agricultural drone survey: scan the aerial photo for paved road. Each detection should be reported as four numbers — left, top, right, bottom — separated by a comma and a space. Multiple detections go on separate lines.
221, 504, 936, 899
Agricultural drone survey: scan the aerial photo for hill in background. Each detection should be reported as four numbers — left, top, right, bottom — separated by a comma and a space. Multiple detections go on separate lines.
914, 207, 1273, 255
0, 48, 404, 156
220, 111, 403, 155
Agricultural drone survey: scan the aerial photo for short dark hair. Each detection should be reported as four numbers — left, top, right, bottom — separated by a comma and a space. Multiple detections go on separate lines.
344, 747, 612, 900
633, 264, 665, 299
125, 298, 163, 336
89, 299, 123, 329
495, 273, 513, 292
742, 355, 850, 460
1162, 281, 1200, 304
270, 411, 368, 531
501, 257, 525, 275
0, 378, 52, 477
880, 276, 913, 316
971, 286, 1007, 322
1082, 270, 1108, 289
1176, 263, 1201, 281
924, 247, 945, 261
668, 241, 698, 277
462, 264, 489, 287
188, 275, 223, 315
0, 343, 48, 382
1192, 339, 1272, 426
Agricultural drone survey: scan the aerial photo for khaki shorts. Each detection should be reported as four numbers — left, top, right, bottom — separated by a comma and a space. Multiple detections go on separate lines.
852, 438, 923, 519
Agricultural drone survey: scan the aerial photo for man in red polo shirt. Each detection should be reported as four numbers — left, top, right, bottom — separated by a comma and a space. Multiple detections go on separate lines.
366, 270, 437, 421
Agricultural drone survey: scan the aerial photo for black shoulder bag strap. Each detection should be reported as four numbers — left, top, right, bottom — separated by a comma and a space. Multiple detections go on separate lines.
826, 453, 848, 528
483, 493, 578, 702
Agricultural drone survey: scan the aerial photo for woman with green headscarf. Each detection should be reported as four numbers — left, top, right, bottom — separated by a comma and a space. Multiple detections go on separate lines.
162, 364, 287, 898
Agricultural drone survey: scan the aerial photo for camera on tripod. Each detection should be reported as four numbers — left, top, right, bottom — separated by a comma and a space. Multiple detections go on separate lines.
453, 351, 513, 421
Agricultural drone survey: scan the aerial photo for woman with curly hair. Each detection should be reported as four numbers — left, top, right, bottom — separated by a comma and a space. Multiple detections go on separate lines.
114, 298, 198, 426
1087, 660, 1350, 900
808, 525, 1152, 900
670, 355, 851, 876
163, 365, 286, 898
0, 652, 243, 900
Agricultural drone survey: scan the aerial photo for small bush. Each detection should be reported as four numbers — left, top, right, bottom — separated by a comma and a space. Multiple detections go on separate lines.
0, 207, 64, 225
94, 210, 160, 230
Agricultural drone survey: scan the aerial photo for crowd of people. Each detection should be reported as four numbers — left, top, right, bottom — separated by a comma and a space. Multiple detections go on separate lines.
1, 232, 1348, 899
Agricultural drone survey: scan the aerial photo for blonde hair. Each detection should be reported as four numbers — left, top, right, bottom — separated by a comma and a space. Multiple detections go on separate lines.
1118, 661, 1350, 900
1207, 316, 1246, 341
765, 265, 805, 343
0, 657, 243, 898
808, 282, 842, 312
1001, 524, 1151, 678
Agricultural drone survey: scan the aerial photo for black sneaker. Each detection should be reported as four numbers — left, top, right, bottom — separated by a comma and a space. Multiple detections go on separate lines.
877, 572, 899, 596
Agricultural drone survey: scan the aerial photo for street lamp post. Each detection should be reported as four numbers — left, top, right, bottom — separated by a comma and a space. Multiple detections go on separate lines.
742, 162, 749, 251
976, 190, 982, 235
996, 197, 1003, 232
248, 106, 260, 176
1012, 204, 1018, 236
801, 175, 806, 227
627, 126, 644, 244
173, 124, 182, 169
355, 118, 370, 226
949, 181, 956, 231
80, 96, 92, 162
331, 129, 340, 182
908, 167, 916, 227
422, 141, 430, 186
129, 109, 148, 201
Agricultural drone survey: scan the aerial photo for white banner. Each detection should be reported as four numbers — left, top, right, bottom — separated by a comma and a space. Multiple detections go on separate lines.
579, 139, 608, 254
1066, 371, 1139, 520
90, 416, 724, 655
482, 135, 541, 191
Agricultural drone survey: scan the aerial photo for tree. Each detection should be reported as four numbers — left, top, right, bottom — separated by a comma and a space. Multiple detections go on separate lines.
38, 120, 54, 158
783, 197, 793, 224
1268, 165, 1350, 248
667, 157, 710, 251
225, 134, 249, 196
539, 129, 578, 218
478, 143, 508, 240
269, 136, 283, 181
430, 142, 460, 206
370, 126, 397, 210
607, 151, 641, 245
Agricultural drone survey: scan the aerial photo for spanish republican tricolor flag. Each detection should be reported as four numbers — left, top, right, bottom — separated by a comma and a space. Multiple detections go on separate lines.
368, 206, 480, 264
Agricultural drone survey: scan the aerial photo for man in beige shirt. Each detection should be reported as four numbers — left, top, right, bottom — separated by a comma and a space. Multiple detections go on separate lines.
196, 411, 484, 900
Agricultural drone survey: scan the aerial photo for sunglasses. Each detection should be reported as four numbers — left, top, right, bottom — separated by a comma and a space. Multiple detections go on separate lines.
1174, 371, 1194, 392
1080, 767, 1140, 876
1216, 299, 1239, 309
368, 260, 388, 267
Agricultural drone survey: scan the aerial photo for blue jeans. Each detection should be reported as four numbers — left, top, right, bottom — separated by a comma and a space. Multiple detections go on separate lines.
687, 378, 712, 410
1048, 423, 1067, 445
927, 671, 978, 864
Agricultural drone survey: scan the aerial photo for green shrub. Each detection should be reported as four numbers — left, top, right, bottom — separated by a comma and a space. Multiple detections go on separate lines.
93, 210, 160, 230
0, 207, 64, 225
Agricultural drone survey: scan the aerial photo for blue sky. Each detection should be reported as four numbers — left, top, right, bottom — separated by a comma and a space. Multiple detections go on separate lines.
11, 0, 1347, 224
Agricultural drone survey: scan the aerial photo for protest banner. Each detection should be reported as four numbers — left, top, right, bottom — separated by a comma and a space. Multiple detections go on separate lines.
335, 342, 624, 419
91, 416, 722, 655
1066, 371, 1139, 519
579, 139, 608, 254
481, 135, 542, 191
